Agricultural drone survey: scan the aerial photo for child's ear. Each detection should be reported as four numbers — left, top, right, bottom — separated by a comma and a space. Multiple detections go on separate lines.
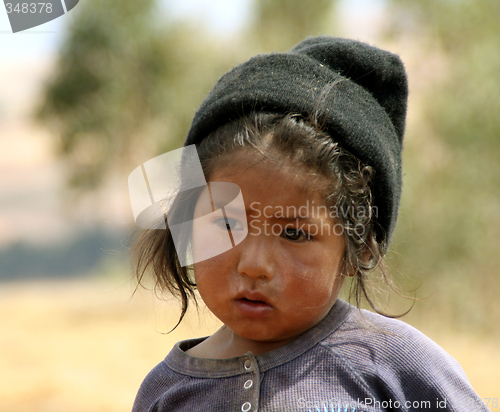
363, 245, 373, 265
340, 257, 356, 278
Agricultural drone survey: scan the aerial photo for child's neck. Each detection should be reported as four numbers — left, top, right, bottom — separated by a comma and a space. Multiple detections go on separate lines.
185, 325, 295, 359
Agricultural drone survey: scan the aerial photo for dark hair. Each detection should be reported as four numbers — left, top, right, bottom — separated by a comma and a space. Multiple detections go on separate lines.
132, 113, 406, 329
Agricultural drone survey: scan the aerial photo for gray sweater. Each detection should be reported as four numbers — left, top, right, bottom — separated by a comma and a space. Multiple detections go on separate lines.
132, 299, 488, 411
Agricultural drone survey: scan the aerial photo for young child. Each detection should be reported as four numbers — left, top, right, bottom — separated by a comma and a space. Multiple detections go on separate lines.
130, 37, 488, 412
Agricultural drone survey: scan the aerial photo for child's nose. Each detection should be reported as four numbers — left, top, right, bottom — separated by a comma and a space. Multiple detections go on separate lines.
236, 235, 275, 281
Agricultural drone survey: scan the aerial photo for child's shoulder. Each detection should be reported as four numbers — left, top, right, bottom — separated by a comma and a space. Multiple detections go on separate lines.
131, 359, 180, 412
321, 304, 467, 383
336, 305, 444, 349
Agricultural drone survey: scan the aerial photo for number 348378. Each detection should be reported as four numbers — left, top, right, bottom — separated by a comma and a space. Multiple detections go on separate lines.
5, 3, 53, 13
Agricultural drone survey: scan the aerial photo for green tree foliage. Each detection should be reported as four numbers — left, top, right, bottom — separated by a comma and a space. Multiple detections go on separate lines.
37, 0, 229, 189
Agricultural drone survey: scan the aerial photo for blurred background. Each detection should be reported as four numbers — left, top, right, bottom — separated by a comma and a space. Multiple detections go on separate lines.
1, 0, 499, 410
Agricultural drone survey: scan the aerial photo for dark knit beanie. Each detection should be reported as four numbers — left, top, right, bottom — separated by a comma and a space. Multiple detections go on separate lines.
184, 36, 408, 246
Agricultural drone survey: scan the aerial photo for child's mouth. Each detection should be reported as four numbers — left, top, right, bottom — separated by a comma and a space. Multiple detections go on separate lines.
241, 298, 266, 304
235, 297, 273, 318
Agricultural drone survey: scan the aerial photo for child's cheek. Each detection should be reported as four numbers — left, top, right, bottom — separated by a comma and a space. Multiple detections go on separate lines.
193, 247, 238, 291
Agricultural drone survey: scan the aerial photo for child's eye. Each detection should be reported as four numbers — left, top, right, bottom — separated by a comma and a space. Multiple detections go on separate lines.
282, 227, 311, 242
213, 217, 244, 231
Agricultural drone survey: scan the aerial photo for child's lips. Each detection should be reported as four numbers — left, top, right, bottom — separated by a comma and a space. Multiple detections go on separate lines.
234, 292, 273, 318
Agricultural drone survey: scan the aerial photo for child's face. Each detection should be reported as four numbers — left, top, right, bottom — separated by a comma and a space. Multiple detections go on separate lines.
192, 155, 345, 349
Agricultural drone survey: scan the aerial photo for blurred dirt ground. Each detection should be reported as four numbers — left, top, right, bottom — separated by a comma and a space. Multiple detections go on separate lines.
0, 277, 222, 412
0, 277, 497, 411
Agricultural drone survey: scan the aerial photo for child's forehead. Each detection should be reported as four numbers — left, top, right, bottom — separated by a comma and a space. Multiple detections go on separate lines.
214, 149, 326, 180
209, 154, 332, 206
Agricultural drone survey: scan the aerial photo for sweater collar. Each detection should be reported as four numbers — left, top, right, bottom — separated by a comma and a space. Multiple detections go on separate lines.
165, 299, 354, 377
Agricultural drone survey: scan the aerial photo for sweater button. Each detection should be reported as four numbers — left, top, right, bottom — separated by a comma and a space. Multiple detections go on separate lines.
244, 379, 253, 389
241, 402, 252, 411
244, 360, 252, 370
